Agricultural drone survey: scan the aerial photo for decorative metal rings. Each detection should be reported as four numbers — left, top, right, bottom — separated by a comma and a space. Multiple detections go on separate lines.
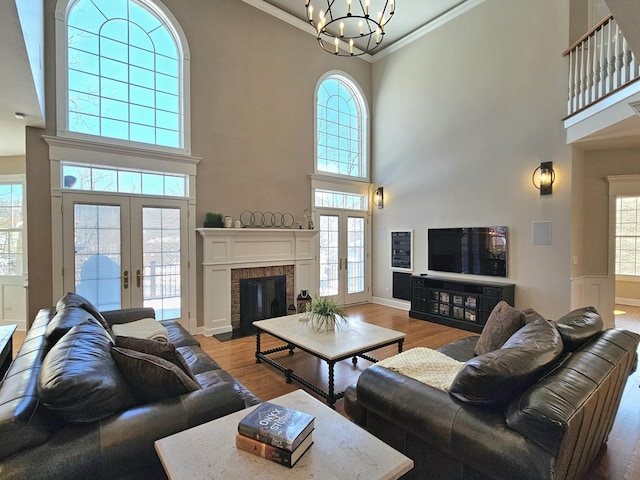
239, 211, 295, 228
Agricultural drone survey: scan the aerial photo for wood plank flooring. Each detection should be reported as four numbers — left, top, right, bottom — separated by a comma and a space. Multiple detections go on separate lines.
8, 303, 640, 478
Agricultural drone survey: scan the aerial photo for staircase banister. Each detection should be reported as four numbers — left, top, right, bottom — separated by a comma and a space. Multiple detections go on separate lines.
563, 13, 614, 56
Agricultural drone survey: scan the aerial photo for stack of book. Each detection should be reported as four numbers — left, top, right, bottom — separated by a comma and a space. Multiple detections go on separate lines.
236, 401, 315, 468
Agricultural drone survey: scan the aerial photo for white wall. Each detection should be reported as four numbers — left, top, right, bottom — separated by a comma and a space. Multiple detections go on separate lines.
371, 0, 574, 320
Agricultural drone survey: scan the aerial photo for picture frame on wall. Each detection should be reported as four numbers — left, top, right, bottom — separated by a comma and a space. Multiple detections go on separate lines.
391, 230, 413, 272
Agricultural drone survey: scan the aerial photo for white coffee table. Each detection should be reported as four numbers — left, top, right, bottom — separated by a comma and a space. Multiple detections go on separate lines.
155, 389, 413, 479
254, 313, 406, 406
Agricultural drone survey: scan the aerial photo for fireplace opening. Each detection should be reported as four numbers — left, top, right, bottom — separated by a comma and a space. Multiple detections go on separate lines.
239, 275, 287, 337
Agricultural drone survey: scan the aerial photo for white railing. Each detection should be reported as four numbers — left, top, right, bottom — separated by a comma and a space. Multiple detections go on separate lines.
565, 15, 640, 117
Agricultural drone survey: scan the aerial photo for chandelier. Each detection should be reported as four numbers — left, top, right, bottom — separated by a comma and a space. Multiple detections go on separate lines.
305, 1, 396, 56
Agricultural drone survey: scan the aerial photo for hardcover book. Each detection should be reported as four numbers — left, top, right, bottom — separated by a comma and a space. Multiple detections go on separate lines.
235, 432, 313, 468
237, 402, 315, 452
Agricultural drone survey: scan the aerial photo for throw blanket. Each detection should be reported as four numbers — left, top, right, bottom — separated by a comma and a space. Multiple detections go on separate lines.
376, 347, 464, 391
112, 318, 169, 342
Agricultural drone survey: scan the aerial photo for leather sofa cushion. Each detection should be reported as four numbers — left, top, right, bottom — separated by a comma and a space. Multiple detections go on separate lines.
115, 336, 198, 383
474, 301, 525, 355
56, 292, 112, 332
554, 306, 603, 352
450, 319, 564, 405
38, 317, 135, 423
112, 347, 201, 403
160, 319, 200, 347
436, 336, 479, 362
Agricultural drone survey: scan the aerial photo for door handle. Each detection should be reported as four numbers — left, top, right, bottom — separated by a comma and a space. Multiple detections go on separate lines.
123, 270, 129, 289
136, 269, 141, 288
339, 258, 342, 270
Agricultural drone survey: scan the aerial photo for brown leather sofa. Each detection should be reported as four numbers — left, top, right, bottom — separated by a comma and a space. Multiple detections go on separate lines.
0, 294, 260, 479
344, 307, 639, 480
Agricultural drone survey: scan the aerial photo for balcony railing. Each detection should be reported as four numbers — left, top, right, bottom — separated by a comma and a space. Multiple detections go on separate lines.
564, 15, 640, 117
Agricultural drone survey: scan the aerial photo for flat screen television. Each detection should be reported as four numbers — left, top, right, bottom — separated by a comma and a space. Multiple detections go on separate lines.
428, 226, 508, 277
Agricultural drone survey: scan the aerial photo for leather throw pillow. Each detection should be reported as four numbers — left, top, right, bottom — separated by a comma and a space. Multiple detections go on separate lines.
474, 301, 525, 355
112, 347, 201, 403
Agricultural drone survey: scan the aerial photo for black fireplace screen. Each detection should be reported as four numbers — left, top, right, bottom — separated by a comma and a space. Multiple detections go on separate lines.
239, 275, 287, 336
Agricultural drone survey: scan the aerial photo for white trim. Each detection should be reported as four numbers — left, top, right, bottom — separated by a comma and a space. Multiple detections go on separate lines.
372, 296, 410, 311
241, 0, 485, 63
616, 297, 640, 307
55, 0, 192, 155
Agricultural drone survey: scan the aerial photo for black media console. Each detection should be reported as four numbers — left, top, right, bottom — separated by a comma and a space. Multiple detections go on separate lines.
409, 275, 515, 333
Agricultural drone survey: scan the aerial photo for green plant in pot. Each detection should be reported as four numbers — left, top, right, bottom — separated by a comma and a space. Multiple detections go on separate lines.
305, 296, 347, 332
204, 212, 223, 228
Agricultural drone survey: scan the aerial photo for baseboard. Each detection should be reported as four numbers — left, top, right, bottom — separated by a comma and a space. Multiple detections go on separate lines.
371, 296, 410, 311
616, 297, 640, 307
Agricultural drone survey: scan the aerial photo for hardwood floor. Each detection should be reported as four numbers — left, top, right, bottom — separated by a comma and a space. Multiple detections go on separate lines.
9, 303, 640, 478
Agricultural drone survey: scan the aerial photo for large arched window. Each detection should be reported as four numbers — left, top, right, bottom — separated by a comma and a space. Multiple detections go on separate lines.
315, 73, 368, 180
57, 0, 190, 153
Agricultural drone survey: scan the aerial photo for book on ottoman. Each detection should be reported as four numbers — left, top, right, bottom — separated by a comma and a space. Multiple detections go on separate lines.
237, 401, 314, 452
235, 431, 313, 468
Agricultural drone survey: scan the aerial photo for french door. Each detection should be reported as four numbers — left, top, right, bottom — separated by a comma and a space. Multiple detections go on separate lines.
318, 211, 368, 305
62, 193, 188, 323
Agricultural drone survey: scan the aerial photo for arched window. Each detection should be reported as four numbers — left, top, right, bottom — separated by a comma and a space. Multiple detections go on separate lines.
57, 0, 189, 152
315, 73, 368, 180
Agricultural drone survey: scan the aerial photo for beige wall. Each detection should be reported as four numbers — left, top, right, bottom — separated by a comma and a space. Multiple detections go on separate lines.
0, 156, 25, 174
370, 0, 574, 320
617, 279, 640, 304
25, 0, 371, 323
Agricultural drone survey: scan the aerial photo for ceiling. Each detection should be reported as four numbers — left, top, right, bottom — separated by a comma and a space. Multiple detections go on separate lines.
2, 0, 640, 158
258, 0, 469, 54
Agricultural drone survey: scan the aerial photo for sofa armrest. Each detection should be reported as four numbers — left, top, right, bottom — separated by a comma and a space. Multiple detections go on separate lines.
101, 308, 156, 327
356, 365, 554, 480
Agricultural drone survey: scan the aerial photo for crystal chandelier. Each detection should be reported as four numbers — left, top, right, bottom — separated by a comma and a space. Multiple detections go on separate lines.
305, 1, 396, 56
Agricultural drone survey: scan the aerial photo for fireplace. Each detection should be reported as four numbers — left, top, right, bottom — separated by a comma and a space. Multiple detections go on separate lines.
239, 275, 287, 337
197, 228, 317, 335
231, 265, 295, 336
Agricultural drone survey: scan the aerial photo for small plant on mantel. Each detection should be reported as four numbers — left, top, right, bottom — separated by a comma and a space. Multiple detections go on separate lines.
305, 296, 347, 332
204, 212, 223, 228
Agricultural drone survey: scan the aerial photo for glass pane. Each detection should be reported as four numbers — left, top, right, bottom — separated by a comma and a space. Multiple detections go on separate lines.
347, 217, 365, 294
142, 207, 181, 320
319, 215, 340, 297
74, 204, 122, 311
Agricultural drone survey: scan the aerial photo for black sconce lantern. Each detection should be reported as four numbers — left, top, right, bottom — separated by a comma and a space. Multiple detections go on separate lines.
373, 187, 384, 209
532, 162, 555, 195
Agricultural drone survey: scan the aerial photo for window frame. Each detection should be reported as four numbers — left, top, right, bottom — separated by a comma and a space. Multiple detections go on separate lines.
615, 195, 640, 278
0, 175, 26, 277
55, 0, 192, 155
314, 71, 370, 182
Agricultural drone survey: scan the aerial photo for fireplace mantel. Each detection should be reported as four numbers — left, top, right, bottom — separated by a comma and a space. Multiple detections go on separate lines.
197, 228, 318, 335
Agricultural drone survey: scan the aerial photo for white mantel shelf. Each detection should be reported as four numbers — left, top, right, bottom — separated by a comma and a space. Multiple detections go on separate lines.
197, 228, 318, 335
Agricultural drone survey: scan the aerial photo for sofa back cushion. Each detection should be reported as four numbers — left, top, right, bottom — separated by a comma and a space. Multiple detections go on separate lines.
449, 319, 564, 405
38, 317, 135, 423
474, 301, 525, 355
553, 306, 603, 352
47, 292, 114, 345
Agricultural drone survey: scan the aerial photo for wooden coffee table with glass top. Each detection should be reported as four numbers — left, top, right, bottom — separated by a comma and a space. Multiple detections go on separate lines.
254, 313, 405, 406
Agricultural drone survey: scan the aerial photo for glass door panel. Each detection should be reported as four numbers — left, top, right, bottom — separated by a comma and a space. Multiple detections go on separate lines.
347, 216, 365, 295
142, 206, 181, 320
319, 214, 340, 298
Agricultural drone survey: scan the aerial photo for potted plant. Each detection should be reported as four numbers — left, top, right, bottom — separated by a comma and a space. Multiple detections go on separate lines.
204, 212, 224, 228
305, 296, 347, 331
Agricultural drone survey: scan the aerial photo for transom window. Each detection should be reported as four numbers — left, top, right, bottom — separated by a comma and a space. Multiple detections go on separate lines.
0, 183, 24, 276
63, 0, 185, 149
316, 74, 368, 179
315, 189, 368, 211
62, 162, 188, 198
615, 196, 640, 276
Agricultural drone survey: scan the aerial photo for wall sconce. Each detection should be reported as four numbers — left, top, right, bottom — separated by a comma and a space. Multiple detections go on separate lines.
373, 187, 384, 209
532, 161, 555, 195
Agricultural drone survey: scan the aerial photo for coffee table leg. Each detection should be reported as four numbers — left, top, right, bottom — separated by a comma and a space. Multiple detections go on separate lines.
398, 338, 404, 353
255, 329, 261, 364
327, 360, 336, 407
